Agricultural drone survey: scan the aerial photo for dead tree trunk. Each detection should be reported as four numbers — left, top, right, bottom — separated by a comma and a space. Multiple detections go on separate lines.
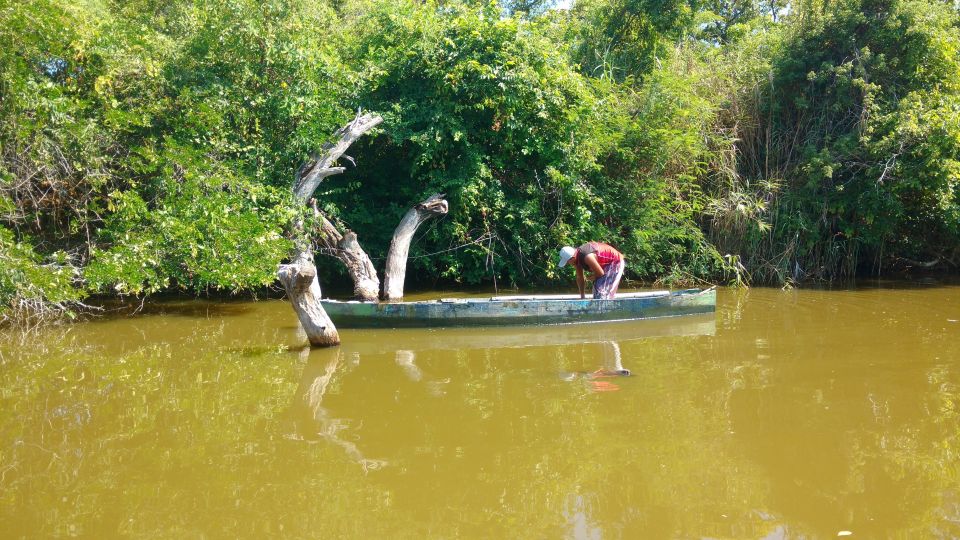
311, 201, 379, 302
383, 193, 449, 301
278, 252, 340, 346
278, 111, 382, 347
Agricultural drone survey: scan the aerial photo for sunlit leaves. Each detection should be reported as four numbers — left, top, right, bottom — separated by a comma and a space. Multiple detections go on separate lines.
334, 0, 600, 285
85, 145, 296, 294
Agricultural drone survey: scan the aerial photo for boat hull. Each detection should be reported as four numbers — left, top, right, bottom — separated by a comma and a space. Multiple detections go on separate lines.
320, 288, 716, 328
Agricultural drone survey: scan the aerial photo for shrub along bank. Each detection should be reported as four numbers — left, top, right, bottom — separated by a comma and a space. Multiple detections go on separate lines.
1, 0, 958, 322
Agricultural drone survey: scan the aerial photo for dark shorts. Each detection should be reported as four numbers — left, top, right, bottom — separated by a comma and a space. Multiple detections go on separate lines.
593, 260, 625, 299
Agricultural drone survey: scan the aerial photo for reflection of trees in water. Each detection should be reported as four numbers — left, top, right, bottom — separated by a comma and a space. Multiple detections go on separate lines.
4, 290, 960, 537
395, 350, 451, 396
285, 344, 460, 472
286, 346, 386, 472
725, 368, 960, 537
563, 493, 603, 539
717, 287, 749, 330
365, 335, 778, 537
0, 337, 313, 536
563, 336, 775, 538
709, 291, 960, 538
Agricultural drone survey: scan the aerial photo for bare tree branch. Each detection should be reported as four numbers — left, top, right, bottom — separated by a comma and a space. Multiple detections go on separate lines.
293, 111, 383, 203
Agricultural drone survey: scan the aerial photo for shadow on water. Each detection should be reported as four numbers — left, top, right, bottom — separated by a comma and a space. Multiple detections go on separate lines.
97, 298, 257, 319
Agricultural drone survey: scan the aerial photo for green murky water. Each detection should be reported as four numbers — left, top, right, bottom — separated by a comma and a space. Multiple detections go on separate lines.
2, 284, 959, 538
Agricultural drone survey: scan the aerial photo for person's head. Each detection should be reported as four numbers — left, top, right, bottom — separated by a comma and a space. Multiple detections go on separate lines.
557, 246, 576, 268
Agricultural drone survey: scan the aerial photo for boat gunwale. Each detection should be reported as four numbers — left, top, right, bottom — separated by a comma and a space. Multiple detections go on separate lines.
321, 287, 714, 306
318, 288, 716, 328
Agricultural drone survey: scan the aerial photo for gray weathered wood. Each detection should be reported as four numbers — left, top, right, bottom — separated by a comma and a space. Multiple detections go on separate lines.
312, 200, 379, 302
294, 112, 383, 203
280, 111, 382, 347
383, 193, 449, 301
277, 253, 340, 346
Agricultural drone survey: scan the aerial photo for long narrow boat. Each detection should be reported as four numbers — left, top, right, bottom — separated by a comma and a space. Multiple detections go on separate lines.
320, 287, 716, 328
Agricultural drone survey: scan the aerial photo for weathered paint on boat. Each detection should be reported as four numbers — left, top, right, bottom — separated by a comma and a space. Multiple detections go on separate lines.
320, 288, 716, 328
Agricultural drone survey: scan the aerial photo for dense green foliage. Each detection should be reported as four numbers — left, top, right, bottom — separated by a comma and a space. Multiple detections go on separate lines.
336, 0, 602, 284
1, 0, 959, 320
705, 0, 960, 282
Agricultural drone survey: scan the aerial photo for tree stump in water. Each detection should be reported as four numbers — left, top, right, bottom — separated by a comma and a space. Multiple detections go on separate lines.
277, 253, 339, 347
280, 111, 383, 347
278, 113, 448, 344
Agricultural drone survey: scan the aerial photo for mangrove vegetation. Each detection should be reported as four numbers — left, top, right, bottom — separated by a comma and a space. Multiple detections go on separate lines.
2, 0, 959, 322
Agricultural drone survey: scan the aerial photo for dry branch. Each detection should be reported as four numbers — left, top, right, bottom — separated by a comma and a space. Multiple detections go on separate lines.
294, 112, 383, 203
312, 200, 380, 302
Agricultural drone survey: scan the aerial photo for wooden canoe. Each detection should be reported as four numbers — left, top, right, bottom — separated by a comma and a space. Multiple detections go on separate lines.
320, 287, 716, 328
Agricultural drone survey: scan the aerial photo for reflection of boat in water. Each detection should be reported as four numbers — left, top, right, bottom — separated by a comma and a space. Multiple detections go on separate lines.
322, 288, 716, 329
285, 304, 716, 462
336, 313, 716, 355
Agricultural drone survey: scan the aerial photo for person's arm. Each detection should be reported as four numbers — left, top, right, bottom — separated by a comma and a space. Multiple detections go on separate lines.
584, 253, 605, 279
576, 265, 586, 299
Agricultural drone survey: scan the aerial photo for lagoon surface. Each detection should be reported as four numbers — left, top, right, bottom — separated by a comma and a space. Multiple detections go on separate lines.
2, 284, 959, 538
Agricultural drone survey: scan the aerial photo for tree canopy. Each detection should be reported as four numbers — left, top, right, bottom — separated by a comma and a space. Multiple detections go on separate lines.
1, 0, 959, 320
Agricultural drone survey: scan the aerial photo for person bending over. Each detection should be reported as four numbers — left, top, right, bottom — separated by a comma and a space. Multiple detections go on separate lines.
557, 242, 625, 299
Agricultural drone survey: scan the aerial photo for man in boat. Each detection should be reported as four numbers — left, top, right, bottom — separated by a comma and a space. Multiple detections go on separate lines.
557, 242, 625, 299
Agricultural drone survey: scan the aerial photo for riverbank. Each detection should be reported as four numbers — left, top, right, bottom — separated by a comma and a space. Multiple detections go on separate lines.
4, 272, 959, 331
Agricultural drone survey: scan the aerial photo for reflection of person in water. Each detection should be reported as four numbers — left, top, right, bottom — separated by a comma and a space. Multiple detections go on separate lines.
599, 341, 630, 377
591, 341, 630, 392
561, 341, 630, 392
